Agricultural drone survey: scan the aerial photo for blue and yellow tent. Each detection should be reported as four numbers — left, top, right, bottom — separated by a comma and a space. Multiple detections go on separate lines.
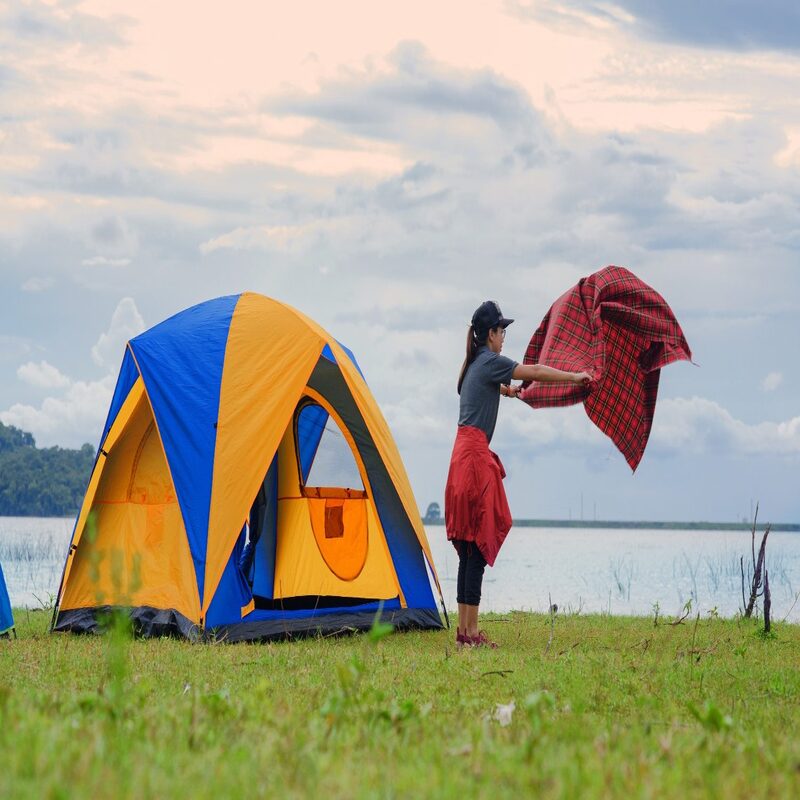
0, 560, 13, 637
52, 293, 444, 641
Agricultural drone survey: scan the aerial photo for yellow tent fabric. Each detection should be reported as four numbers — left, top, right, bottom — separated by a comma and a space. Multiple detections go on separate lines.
202, 293, 326, 619
60, 379, 200, 622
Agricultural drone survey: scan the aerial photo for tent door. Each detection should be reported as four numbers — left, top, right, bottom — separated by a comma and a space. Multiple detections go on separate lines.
248, 454, 278, 600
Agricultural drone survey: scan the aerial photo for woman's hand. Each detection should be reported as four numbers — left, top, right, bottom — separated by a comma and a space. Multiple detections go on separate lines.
573, 371, 593, 386
502, 383, 523, 398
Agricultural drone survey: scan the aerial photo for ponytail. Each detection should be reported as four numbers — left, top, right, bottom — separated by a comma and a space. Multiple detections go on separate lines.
457, 324, 485, 394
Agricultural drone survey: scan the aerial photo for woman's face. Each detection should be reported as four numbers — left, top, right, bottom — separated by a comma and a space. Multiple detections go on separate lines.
487, 325, 505, 354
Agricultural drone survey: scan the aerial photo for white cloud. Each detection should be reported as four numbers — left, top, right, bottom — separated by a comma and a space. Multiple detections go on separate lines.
0, 375, 116, 448
761, 371, 783, 392
81, 256, 131, 267
21, 276, 55, 292
382, 401, 454, 447
199, 219, 367, 255
503, 403, 603, 448
774, 125, 800, 168
1, 299, 145, 448
495, 395, 800, 461
91, 297, 145, 370
651, 396, 800, 457
16, 360, 70, 390
0, 335, 36, 364
200, 224, 318, 254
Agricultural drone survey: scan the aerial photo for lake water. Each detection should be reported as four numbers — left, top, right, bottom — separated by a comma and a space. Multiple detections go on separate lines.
1, 517, 798, 622
429, 525, 800, 621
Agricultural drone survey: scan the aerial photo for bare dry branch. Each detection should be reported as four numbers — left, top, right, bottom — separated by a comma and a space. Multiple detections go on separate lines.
764, 569, 771, 634
544, 592, 555, 655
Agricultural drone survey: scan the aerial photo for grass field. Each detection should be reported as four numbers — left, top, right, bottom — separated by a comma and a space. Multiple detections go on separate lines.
1, 608, 798, 799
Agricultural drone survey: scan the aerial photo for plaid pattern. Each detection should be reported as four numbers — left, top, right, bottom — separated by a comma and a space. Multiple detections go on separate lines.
519, 266, 692, 471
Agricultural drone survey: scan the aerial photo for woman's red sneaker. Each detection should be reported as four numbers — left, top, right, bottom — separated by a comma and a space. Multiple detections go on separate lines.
470, 630, 498, 648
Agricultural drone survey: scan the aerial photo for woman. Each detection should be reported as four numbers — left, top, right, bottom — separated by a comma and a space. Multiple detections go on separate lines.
445, 300, 591, 648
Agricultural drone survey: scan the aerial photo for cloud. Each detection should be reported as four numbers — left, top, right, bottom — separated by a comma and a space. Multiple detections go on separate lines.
2, 1, 133, 52
200, 222, 331, 254
21, 276, 55, 292
761, 371, 784, 392
91, 298, 145, 370
0, 297, 145, 447
511, 1, 800, 53
16, 360, 70, 390
266, 40, 547, 153
0, 336, 37, 366
492, 394, 800, 461
775, 126, 800, 168
615, 1, 800, 53
501, 404, 606, 450
81, 256, 131, 267
651, 396, 800, 457
0, 374, 116, 448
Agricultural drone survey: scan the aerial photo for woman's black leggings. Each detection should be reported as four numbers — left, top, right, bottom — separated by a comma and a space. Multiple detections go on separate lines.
454, 540, 487, 606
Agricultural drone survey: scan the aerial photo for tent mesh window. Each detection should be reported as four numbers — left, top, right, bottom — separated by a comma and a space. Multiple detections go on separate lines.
296, 401, 365, 494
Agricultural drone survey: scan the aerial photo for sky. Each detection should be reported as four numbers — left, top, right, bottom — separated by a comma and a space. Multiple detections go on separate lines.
1, 0, 798, 523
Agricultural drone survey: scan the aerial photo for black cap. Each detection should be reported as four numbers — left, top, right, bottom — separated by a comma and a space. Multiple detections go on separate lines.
471, 300, 514, 333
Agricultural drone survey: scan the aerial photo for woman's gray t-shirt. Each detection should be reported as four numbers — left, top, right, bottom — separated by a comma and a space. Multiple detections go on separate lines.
458, 346, 518, 443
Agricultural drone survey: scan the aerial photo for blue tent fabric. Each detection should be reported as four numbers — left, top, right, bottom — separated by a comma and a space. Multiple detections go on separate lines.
336, 340, 365, 379
205, 525, 252, 628
296, 402, 329, 483
250, 456, 278, 600
0, 561, 13, 634
321, 340, 365, 379
370, 485, 437, 611
320, 342, 337, 364
244, 598, 400, 621
129, 294, 240, 606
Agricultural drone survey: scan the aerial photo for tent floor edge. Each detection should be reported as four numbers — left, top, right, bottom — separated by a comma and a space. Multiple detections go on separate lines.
209, 607, 443, 643
53, 606, 200, 641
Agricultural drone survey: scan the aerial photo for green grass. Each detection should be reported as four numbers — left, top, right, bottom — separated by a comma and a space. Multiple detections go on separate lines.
1, 609, 799, 799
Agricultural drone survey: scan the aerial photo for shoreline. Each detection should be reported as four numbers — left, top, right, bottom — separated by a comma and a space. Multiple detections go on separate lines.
1, 514, 798, 533
423, 518, 800, 532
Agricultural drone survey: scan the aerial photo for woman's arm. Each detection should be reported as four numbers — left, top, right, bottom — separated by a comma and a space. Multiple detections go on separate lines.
511, 364, 592, 385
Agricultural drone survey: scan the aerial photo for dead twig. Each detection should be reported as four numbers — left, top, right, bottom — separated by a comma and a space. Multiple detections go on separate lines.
690, 611, 700, 650
740, 555, 747, 613
670, 605, 692, 626
544, 592, 555, 655
690, 612, 701, 668
481, 669, 514, 678
745, 524, 771, 618
741, 504, 758, 613
781, 591, 799, 623
322, 626, 357, 638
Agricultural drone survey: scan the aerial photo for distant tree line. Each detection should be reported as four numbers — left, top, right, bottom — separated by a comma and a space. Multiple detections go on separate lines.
0, 421, 94, 517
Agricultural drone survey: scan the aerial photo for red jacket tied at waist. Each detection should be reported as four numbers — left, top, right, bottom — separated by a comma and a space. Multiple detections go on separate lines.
444, 425, 512, 567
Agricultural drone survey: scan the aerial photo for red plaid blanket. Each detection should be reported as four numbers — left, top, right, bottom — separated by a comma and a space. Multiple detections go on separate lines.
519, 266, 692, 471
